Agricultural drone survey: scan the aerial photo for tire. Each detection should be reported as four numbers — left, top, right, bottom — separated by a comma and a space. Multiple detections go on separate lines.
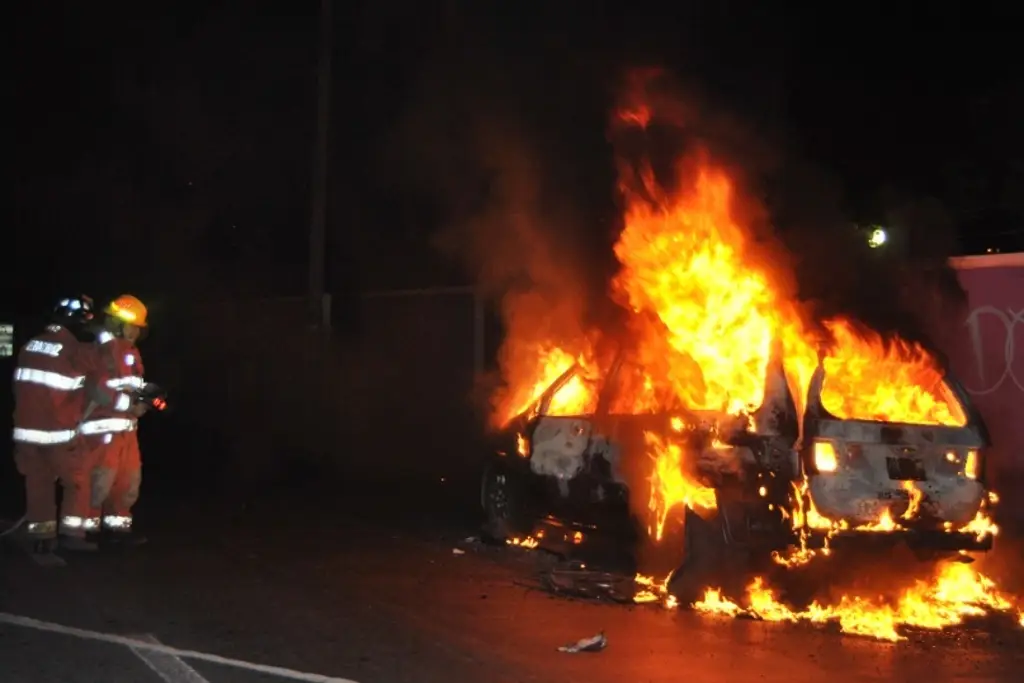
666, 507, 728, 606
480, 462, 523, 543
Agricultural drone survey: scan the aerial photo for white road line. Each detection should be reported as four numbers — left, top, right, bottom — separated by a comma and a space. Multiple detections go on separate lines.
0, 612, 361, 683
131, 634, 212, 683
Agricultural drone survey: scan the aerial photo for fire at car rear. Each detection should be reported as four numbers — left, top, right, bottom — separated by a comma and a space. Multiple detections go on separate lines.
792, 334, 999, 558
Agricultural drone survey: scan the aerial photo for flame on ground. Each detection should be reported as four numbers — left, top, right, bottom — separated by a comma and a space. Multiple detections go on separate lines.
506, 535, 540, 549
637, 563, 1021, 642
770, 485, 1000, 570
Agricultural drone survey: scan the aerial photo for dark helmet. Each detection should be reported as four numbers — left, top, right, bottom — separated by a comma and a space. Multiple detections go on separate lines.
51, 295, 96, 329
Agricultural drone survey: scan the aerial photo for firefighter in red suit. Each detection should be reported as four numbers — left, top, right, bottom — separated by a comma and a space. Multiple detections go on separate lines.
11, 296, 132, 558
79, 294, 151, 546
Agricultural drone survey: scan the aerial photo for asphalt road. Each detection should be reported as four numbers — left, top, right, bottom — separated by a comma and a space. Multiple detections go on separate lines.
1, 477, 1022, 683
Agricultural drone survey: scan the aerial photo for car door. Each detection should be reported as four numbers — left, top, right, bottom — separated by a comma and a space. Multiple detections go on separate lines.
528, 367, 595, 481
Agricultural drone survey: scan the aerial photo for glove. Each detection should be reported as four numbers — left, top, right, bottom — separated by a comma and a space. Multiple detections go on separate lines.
132, 382, 169, 413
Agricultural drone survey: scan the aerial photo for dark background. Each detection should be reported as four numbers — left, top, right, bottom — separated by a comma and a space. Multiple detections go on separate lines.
6, 1, 1023, 514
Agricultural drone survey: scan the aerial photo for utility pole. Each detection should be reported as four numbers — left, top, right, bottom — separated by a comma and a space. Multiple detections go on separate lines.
308, 0, 333, 329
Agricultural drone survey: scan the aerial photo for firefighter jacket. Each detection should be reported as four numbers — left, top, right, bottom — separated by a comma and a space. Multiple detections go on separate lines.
11, 325, 119, 446
79, 332, 145, 437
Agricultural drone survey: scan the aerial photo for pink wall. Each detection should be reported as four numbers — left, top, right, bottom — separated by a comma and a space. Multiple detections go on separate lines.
943, 253, 1024, 522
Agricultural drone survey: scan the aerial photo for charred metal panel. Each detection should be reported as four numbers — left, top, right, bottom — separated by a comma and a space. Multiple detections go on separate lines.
808, 417, 986, 526
814, 419, 985, 448
530, 416, 592, 482
752, 351, 799, 441
587, 435, 627, 485
694, 444, 749, 487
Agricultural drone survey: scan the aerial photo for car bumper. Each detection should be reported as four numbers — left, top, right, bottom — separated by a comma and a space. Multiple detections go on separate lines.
804, 527, 994, 552
807, 473, 986, 527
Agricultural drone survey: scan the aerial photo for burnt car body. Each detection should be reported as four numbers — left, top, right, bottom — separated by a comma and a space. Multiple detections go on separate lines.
480, 346, 995, 600
799, 364, 994, 553
480, 355, 655, 565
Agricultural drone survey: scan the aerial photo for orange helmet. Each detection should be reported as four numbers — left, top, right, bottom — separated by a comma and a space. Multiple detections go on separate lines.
105, 294, 148, 327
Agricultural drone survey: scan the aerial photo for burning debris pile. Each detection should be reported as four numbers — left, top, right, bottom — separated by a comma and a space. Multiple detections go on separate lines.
481, 70, 1020, 641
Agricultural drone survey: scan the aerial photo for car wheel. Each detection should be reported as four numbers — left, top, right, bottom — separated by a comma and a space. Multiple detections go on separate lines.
481, 463, 520, 543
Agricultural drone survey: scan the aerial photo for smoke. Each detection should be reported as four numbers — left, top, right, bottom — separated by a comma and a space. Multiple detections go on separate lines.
378, 10, 622, 421
429, 121, 598, 418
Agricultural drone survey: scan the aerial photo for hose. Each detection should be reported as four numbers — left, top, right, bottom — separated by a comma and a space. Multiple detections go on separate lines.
0, 515, 27, 538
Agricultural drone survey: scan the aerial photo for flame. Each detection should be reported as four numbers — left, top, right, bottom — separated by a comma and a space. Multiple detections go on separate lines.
612, 158, 792, 417
634, 573, 679, 608
901, 481, 924, 520
632, 573, 667, 604
506, 535, 539, 549
819, 321, 967, 427
776, 476, 1000, 569
645, 431, 717, 540
636, 563, 1019, 643
693, 588, 744, 617
490, 340, 590, 427
958, 508, 1000, 542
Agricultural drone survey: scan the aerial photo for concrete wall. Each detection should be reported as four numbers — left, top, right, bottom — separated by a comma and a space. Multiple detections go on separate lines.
941, 253, 1024, 523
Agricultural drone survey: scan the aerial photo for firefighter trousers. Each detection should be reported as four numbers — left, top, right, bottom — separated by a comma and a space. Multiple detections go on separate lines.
13, 441, 93, 539
88, 431, 142, 533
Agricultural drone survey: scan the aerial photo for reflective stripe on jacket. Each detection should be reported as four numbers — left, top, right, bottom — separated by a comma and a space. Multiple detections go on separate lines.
13, 326, 87, 444
79, 332, 144, 436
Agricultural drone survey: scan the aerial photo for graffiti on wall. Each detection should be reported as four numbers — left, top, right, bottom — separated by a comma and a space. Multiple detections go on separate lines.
963, 306, 1024, 396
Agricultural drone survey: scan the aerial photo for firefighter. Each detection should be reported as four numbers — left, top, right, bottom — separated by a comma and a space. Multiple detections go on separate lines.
79, 294, 151, 546
11, 296, 129, 558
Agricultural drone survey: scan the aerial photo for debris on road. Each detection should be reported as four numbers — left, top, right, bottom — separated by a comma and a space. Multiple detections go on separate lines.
558, 632, 608, 653
539, 567, 637, 604
452, 548, 466, 555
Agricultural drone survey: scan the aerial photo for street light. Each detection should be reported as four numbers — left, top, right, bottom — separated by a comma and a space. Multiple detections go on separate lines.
868, 227, 888, 249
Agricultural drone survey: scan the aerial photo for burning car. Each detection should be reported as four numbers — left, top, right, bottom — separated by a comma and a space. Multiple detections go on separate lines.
476, 78, 1005, 608
480, 339, 997, 603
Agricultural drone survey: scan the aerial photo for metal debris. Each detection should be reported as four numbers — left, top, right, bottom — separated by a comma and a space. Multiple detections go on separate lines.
558, 632, 608, 654
538, 566, 638, 604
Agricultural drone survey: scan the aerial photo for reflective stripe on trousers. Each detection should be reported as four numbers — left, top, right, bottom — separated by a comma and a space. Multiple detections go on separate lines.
103, 515, 132, 531
87, 432, 141, 531
60, 516, 100, 534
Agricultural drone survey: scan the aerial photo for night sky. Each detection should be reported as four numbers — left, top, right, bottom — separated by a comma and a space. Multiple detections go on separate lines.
12, 1, 1023, 316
